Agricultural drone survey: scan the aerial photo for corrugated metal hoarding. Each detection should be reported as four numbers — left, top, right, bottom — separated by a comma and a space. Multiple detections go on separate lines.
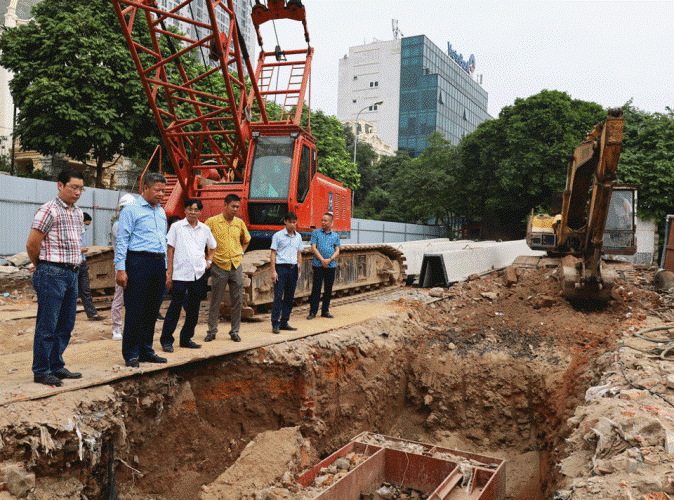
0, 175, 133, 256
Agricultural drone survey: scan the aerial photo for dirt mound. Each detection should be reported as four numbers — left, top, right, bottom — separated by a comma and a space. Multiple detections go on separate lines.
411, 267, 661, 359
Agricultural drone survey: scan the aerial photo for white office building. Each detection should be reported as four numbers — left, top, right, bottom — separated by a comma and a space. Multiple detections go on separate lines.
338, 35, 490, 158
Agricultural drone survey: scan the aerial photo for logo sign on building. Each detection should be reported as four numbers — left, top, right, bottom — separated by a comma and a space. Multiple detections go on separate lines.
447, 43, 476, 75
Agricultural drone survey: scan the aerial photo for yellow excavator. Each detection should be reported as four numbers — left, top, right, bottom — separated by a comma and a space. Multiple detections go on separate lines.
526, 109, 637, 301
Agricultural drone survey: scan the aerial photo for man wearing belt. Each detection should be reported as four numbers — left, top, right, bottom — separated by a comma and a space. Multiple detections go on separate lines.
307, 213, 340, 320
270, 212, 303, 334
160, 198, 217, 352
26, 168, 86, 386
205, 194, 251, 343
114, 173, 168, 367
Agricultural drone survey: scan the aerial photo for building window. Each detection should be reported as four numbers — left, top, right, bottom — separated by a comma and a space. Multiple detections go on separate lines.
375, 81, 378, 86
370, 82, 373, 87
353, 75, 358, 80
369, 106, 372, 111
352, 99, 357, 103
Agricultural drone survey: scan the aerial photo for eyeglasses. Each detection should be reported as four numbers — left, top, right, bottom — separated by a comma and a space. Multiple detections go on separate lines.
65, 184, 85, 193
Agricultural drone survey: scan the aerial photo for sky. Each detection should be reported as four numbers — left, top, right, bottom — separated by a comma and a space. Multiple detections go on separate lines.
258, 0, 674, 119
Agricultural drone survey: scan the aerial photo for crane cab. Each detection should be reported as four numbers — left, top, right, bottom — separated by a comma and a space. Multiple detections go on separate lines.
241, 127, 351, 239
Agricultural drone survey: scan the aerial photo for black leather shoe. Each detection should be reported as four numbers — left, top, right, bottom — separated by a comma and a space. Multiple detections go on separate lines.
306, 313, 316, 320
272, 326, 280, 334
161, 344, 174, 353
125, 358, 139, 368
53, 368, 82, 379
204, 332, 216, 342
139, 353, 167, 364
34, 374, 63, 386
321, 312, 334, 318
230, 333, 241, 342
180, 340, 201, 349
279, 324, 297, 331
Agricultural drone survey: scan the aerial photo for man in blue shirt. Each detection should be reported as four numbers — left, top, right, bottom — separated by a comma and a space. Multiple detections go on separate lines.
307, 213, 340, 320
114, 173, 168, 368
270, 212, 303, 334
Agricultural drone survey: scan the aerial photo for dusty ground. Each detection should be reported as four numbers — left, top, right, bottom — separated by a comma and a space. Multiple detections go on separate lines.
1, 265, 673, 500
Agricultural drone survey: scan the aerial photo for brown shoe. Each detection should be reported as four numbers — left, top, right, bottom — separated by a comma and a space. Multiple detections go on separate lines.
88, 315, 107, 321
204, 332, 216, 342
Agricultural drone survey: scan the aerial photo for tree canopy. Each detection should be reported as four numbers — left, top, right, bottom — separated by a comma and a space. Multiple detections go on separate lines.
618, 104, 674, 228
458, 90, 606, 236
0, 0, 155, 187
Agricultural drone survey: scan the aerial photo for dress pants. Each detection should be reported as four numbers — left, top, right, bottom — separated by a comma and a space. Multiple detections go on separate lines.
122, 253, 166, 361
207, 263, 243, 336
160, 275, 206, 346
309, 266, 336, 316
77, 261, 99, 318
271, 264, 299, 328
32, 263, 79, 377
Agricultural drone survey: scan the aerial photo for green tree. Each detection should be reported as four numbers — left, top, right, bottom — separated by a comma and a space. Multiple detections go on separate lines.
307, 110, 360, 191
618, 104, 674, 229
458, 90, 605, 236
389, 132, 459, 233
0, 0, 156, 187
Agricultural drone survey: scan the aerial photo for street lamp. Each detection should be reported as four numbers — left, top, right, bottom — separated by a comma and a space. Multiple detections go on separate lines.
353, 101, 383, 164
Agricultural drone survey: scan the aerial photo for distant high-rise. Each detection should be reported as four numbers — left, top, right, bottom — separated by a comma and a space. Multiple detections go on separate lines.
338, 35, 491, 158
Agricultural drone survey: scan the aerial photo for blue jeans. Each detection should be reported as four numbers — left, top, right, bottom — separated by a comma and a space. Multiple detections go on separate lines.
32, 263, 79, 377
309, 266, 336, 315
160, 275, 206, 346
271, 265, 299, 327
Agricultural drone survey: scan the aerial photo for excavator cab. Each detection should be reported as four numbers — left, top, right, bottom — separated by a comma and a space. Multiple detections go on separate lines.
602, 185, 637, 255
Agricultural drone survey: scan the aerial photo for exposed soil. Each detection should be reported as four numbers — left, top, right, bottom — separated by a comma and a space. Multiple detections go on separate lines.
0, 265, 672, 500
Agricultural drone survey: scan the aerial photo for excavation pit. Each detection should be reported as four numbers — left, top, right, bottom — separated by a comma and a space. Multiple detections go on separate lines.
0, 266, 662, 500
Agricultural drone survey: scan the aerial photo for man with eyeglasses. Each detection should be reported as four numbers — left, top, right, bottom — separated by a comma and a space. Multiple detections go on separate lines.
159, 198, 216, 352
114, 173, 168, 368
26, 168, 86, 386
205, 193, 251, 343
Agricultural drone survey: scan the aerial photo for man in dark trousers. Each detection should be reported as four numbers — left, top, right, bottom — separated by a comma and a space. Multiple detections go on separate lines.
78, 212, 106, 321
114, 173, 168, 368
307, 212, 340, 320
160, 198, 216, 351
270, 212, 303, 334
26, 168, 86, 386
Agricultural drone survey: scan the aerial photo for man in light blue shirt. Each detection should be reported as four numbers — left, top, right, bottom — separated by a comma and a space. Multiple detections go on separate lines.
270, 212, 303, 334
114, 173, 168, 367
307, 213, 340, 320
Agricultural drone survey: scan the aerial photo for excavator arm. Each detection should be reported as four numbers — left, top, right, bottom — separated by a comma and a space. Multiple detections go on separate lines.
527, 109, 636, 301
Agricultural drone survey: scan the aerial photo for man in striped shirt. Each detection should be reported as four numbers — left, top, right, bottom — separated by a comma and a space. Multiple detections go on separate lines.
26, 168, 86, 386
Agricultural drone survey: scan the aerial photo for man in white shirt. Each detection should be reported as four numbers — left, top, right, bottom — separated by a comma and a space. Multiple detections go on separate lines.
160, 198, 217, 351
270, 212, 303, 334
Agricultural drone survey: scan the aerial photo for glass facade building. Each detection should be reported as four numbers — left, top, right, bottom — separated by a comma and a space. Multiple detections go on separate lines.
398, 36, 490, 157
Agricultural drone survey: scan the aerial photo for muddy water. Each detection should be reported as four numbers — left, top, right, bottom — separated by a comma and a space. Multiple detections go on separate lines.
0, 302, 599, 500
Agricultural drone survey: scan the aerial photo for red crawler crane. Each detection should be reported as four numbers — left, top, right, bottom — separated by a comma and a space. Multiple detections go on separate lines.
110, 0, 350, 238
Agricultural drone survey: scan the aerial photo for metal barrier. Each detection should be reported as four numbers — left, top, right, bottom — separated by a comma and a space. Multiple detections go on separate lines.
0, 175, 133, 255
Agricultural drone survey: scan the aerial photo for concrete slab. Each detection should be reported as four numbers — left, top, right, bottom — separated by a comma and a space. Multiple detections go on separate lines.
0, 301, 397, 407
418, 240, 545, 287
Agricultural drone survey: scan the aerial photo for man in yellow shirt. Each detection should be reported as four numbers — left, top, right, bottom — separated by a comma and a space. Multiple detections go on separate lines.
205, 194, 251, 342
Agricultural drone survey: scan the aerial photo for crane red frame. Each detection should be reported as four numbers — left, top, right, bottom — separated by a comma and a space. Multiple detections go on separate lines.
110, 0, 313, 195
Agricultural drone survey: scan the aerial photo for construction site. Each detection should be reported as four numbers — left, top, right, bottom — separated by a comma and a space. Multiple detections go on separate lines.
2, 252, 674, 500
1, 0, 673, 499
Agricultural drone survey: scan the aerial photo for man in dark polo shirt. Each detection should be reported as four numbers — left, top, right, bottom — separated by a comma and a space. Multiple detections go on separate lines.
26, 168, 86, 386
